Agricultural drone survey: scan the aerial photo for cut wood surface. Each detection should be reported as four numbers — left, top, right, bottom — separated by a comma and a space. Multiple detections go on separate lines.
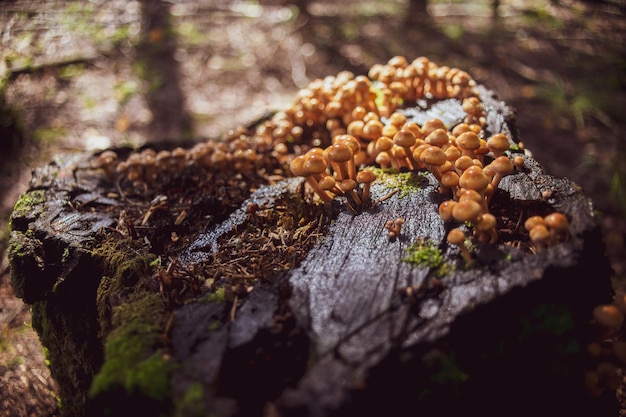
8, 76, 619, 417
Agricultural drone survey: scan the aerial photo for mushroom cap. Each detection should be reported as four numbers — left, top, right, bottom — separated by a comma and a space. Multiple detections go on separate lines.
439, 160, 453, 173
447, 228, 466, 245
452, 200, 483, 222
318, 175, 336, 190
388, 55, 409, 68
127, 153, 144, 166
420, 146, 447, 166
334, 134, 361, 154
305, 147, 325, 158
392, 145, 408, 160
375, 136, 394, 152
303, 154, 328, 175
290, 155, 306, 176
98, 150, 118, 163
456, 131, 481, 151
452, 123, 472, 137
326, 142, 353, 163
425, 128, 450, 147
544, 212, 569, 232
363, 120, 384, 140
347, 120, 364, 137
454, 155, 474, 172
354, 75, 371, 91
351, 106, 367, 121
356, 169, 377, 184
444, 146, 460, 162
389, 112, 408, 127
487, 133, 510, 154
475, 213, 497, 232
529, 224, 550, 245
402, 121, 423, 138
440, 171, 460, 188
475, 139, 490, 156
458, 189, 483, 204
439, 200, 457, 221
339, 178, 358, 192
459, 166, 490, 191
381, 124, 398, 138
375, 151, 391, 166
524, 215, 545, 232
489, 156, 514, 175
593, 304, 624, 330
412, 143, 431, 161
462, 96, 484, 114
393, 129, 417, 148
172, 147, 187, 159
421, 118, 446, 137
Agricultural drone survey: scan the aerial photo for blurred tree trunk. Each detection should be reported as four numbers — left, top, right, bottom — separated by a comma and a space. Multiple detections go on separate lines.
405, 0, 429, 26
137, 0, 193, 143
408, 0, 428, 17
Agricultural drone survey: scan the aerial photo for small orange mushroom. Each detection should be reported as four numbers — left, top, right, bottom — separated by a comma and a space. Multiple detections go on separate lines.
486, 133, 510, 158
356, 169, 377, 207
543, 212, 570, 242
447, 228, 473, 266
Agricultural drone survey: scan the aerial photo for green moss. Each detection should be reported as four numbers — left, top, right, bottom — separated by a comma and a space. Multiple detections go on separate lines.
11, 189, 46, 220
33, 126, 67, 145
92, 239, 156, 289
31, 293, 103, 417
403, 238, 452, 277
174, 383, 207, 417
208, 320, 222, 331
204, 287, 226, 303
419, 350, 469, 400
92, 238, 158, 341
370, 167, 426, 198
518, 303, 574, 339
89, 292, 174, 416
86, 238, 174, 415
58, 63, 86, 80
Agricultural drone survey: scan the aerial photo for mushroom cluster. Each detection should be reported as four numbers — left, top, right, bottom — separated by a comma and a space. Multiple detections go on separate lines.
524, 212, 570, 251
384, 218, 405, 240
96, 56, 573, 263
586, 292, 626, 396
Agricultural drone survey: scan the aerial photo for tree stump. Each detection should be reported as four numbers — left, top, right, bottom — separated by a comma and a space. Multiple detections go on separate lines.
8, 59, 620, 417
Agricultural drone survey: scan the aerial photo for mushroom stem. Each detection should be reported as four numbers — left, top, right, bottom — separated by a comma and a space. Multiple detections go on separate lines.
447, 228, 473, 266
356, 169, 377, 207
340, 179, 362, 206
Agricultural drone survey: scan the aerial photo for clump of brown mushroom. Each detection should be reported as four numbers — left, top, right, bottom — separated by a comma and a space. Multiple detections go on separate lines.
103, 55, 569, 267
384, 217, 405, 240
524, 212, 570, 251
585, 291, 626, 397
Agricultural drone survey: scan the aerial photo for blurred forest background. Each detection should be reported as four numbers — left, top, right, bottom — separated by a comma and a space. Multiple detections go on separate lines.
0, 0, 625, 415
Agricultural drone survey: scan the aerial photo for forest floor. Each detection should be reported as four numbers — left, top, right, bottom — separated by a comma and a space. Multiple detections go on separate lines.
1, 0, 625, 415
